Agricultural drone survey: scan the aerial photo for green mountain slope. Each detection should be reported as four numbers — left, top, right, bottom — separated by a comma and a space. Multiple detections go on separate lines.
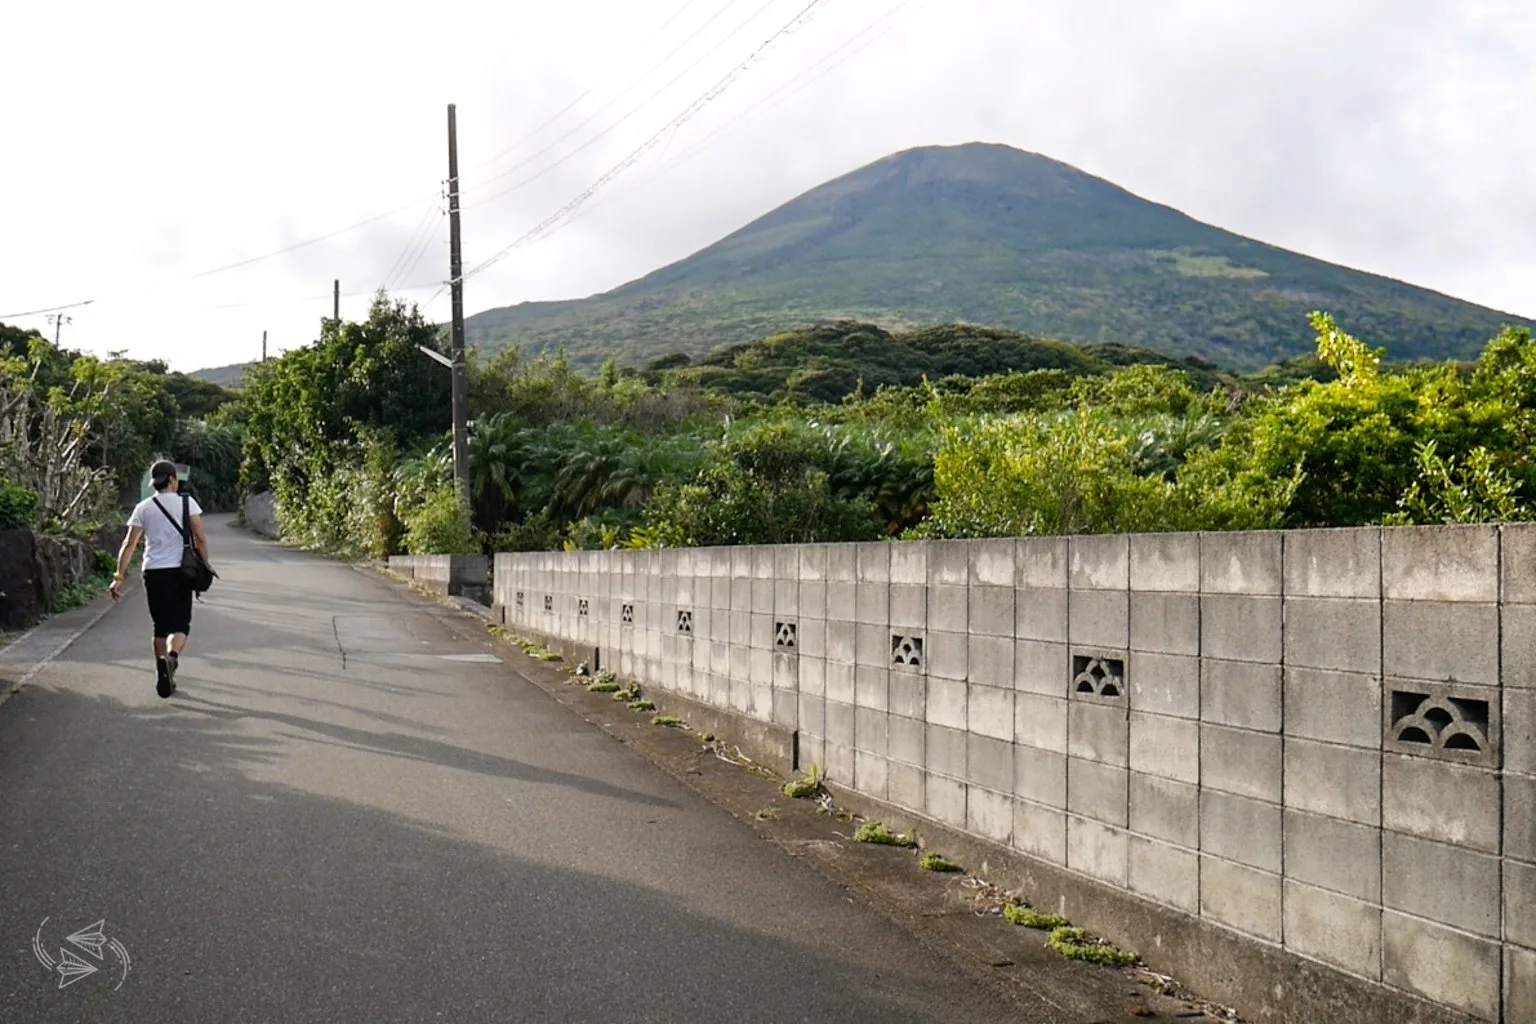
188, 362, 251, 388
464, 143, 1531, 372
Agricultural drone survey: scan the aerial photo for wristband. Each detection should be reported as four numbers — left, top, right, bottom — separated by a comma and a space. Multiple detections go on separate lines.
112, 573, 124, 582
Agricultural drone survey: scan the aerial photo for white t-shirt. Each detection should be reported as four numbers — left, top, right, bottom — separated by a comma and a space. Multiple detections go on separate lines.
128, 492, 203, 571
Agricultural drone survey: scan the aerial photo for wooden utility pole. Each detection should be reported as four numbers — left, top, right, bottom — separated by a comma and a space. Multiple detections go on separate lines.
447, 103, 469, 499
333, 279, 340, 323
262, 330, 267, 362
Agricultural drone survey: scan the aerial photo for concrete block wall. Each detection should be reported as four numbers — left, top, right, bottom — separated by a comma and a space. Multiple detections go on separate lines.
494, 525, 1536, 1023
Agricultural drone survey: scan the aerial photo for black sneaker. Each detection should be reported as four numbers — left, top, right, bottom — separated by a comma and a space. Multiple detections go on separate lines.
156, 658, 173, 699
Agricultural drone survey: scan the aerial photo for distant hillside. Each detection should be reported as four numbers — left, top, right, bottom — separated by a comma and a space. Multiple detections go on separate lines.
653, 320, 1235, 404
188, 362, 251, 388
464, 143, 1532, 372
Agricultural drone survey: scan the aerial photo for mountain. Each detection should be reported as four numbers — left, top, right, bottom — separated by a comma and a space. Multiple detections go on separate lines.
188, 362, 252, 387
463, 143, 1532, 372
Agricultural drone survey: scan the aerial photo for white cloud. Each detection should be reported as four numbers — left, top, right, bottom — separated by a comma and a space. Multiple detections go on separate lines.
2, 0, 1531, 370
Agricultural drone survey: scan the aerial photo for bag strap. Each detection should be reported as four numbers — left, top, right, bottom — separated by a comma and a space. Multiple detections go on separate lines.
150, 494, 191, 545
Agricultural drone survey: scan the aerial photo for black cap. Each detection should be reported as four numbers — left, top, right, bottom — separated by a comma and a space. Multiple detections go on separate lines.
150, 460, 177, 490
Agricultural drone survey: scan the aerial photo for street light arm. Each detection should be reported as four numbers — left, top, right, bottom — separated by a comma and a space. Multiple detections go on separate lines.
416, 344, 453, 369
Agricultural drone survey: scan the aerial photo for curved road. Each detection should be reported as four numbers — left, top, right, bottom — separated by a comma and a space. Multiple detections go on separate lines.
0, 518, 1037, 1023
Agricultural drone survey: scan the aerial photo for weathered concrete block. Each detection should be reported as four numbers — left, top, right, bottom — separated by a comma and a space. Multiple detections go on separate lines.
749, 647, 773, 687
1015, 639, 1069, 697
799, 579, 827, 620
968, 786, 1013, 844
968, 733, 1013, 793
888, 671, 924, 720
1283, 881, 1382, 981
890, 541, 927, 585
855, 583, 888, 627
855, 706, 888, 757
1129, 652, 1199, 719
928, 583, 968, 634
1382, 753, 1499, 853
1284, 597, 1382, 674
750, 612, 774, 650
1506, 687, 1536, 776
927, 775, 967, 828
825, 661, 855, 705
1015, 692, 1067, 754
1129, 532, 1200, 593
774, 544, 799, 580
1383, 524, 1498, 602
825, 698, 855, 745
1015, 586, 1067, 643
1129, 592, 1199, 656
1128, 835, 1200, 913
1506, 859, 1536, 948
928, 539, 970, 586
1067, 758, 1128, 826
825, 543, 857, 582
969, 538, 1015, 587
890, 583, 925, 630
967, 634, 1013, 689
827, 740, 855, 787
1199, 595, 1282, 663
1200, 530, 1282, 595
855, 751, 889, 801
855, 666, 887, 710
1384, 600, 1498, 684
854, 623, 888, 669
1014, 800, 1067, 864
826, 580, 856, 622
1130, 774, 1199, 848
1382, 832, 1500, 937
1017, 536, 1069, 589
729, 609, 751, 648
1200, 790, 1281, 872
1283, 667, 1381, 749
731, 576, 753, 611
1068, 701, 1129, 766
1070, 535, 1129, 591
855, 541, 888, 583
1068, 589, 1129, 649
1200, 659, 1282, 733
927, 630, 967, 682
1016, 745, 1066, 807
969, 585, 1013, 638
1508, 943, 1536, 1024
1128, 712, 1199, 784
751, 577, 774, 613
926, 724, 967, 779
1067, 815, 1128, 886
798, 618, 826, 659
826, 619, 855, 665
799, 544, 828, 581
1382, 911, 1500, 1021
1285, 527, 1381, 599
888, 713, 924, 766
1284, 808, 1381, 902
887, 762, 925, 814
798, 692, 826, 737
1200, 856, 1281, 941
1284, 737, 1380, 825
1202, 725, 1282, 803
926, 677, 966, 730
968, 683, 1013, 742
1507, 772, 1536, 863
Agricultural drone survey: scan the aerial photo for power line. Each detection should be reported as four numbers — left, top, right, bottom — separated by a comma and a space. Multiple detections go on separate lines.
0, 299, 96, 320
464, 0, 708, 177
463, 0, 832, 282
378, 200, 441, 293
460, 0, 759, 203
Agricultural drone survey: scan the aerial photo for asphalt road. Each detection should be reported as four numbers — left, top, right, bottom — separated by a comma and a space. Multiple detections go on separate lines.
0, 518, 1035, 1023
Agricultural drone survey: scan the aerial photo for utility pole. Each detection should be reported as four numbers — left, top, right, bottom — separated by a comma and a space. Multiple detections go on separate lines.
47, 314, 72, 346
262, 330, 268, 362
333, 279, 340, 323
447, 103, 470, 500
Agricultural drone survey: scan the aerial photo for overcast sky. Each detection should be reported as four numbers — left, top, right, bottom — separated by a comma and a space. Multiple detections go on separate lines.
4, 0, 1533, 372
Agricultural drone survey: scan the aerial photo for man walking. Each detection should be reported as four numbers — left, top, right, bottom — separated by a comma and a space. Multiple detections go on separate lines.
109, 460, 212, 698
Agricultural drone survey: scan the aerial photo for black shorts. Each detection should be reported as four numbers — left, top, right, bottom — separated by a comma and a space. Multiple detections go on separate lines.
143, 568, 194, 639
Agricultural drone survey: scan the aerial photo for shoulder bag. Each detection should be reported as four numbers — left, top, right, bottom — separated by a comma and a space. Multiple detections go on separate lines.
152, 494, 218, 594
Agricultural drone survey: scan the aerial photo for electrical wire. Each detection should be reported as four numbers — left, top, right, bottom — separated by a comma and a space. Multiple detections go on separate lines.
462, 0, 831, 282
379, 200, 444, 293
0, 299, 96, 320
460, 0, 760, 201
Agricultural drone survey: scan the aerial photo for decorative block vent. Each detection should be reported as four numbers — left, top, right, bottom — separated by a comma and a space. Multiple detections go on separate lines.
543, 594, 553, 613
891, 634, 924, 670
775, 622, 797, 649
578, 599, 589, 617
677, 610, 694, 635
1072, 654, 1126, 704
1387, 684, 1498, 766
515, 591, 524, 607
621, 603, 635, 625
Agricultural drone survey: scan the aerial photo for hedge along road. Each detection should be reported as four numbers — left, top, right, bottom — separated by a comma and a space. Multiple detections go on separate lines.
0, 516, 1040, 1024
